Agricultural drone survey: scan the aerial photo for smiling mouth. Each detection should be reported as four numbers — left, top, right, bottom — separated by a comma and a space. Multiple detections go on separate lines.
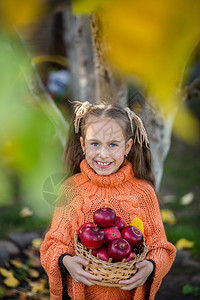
95, 161, 113, 168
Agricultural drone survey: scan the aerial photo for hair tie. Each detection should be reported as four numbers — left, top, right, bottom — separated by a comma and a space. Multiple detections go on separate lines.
73, 101, 92, 133
124, 107, 149, 147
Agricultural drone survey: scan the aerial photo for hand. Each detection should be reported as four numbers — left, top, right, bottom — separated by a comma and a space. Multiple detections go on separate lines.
63, 255, 102, 286
119, 260, 154, 290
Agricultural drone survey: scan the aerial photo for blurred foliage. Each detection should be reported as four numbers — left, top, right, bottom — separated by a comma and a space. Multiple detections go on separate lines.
0, 244, 49, 298
0, 0, 46, 30
73, 0, 114, 14
182, 284, 199, 297
0, 33, 64, 216
74, 0, 200, 143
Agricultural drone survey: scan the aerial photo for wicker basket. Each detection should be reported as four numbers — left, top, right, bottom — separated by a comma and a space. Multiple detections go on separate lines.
74, 231, 148, 287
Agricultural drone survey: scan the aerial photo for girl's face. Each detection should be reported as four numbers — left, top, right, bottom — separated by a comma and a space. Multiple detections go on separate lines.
80, 118, 133, 175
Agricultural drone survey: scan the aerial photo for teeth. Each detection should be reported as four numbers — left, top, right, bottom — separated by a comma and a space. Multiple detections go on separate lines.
96, 161, 111, 166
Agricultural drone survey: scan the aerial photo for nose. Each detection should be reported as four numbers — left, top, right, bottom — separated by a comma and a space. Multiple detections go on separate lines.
98, 145, 109, 159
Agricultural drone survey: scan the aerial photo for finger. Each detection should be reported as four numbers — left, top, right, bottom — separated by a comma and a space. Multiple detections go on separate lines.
78, 277, 95, 286
119, 278, 136, 285
81, 270, 102, 281
119, 272, 141, 285
75, 256, 89, 266
135, 261, 145, 269
120, 284, 138, 290
120, 279, 143, 290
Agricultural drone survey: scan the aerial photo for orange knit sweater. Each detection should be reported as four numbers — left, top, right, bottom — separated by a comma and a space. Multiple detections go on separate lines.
40, 159, 176, 300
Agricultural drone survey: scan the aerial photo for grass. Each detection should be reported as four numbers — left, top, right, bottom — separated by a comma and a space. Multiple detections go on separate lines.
161, 136, 200, 196
0, 205, 49, 238
160, 135, 200, 261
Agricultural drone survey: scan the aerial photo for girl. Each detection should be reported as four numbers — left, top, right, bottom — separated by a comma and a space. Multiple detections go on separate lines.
40, 101, 176, 300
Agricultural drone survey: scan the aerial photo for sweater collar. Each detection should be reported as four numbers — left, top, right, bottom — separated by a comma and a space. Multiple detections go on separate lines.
80, 159, 134, 187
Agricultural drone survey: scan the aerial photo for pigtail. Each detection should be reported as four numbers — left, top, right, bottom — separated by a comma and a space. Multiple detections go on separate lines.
128, 141, 155, 187
124, 107, 149, 147
124, 107, 155, 186
73, 101, 92, 133
63, 101, 92, 175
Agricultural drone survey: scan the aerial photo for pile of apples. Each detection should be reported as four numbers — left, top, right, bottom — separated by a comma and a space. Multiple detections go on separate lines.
77, 208, 143, 262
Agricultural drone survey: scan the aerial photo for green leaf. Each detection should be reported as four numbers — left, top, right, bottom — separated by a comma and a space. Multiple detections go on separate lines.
182, 284, 199, 296
0, 287, 4, 299
13, 267, 28, 281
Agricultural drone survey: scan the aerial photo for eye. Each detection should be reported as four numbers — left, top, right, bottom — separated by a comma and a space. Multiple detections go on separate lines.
110, 143, 117, 147
92, 142, 99, 147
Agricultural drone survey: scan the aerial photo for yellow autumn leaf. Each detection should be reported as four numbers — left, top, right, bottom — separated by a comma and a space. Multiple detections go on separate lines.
0, 0, 46, 28
4, 276, 19, 288
0, 268, 13, 278
100, 0, 200, 96
130, 217, 144, 235
10, 259, 24, 268
29, 269, 40, 278
94, 0, 200, 143
176, 238, 194, 250
161, 209, 176, 225
32, 238, 43, 249
30, 278, 46, 293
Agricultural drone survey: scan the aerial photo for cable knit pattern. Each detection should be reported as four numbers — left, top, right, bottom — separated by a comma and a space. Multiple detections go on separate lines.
40, 159, 176, 300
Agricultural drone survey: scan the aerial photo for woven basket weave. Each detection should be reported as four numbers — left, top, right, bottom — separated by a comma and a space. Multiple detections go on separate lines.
74, 231, 148, 287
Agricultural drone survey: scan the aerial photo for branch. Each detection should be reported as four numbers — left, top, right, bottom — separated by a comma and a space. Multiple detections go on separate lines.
12, 29, 68, 147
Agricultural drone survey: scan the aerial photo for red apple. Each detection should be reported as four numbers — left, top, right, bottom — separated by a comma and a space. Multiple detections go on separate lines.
108, 238, 131, 262
93, 207, 116, 227
92, 247, 109, 261
80, 227, 105, 249
121, 226, 143, 248
126, 251, 136, 262
78, 222, 96, 239
113, 216, 125, 231
104, 227, 121, 244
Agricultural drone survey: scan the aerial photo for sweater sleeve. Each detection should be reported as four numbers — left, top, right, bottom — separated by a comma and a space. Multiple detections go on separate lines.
40, 181, 80, 300
134, 183, 176, 300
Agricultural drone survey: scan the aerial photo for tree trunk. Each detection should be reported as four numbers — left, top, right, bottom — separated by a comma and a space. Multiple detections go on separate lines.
63, 12, 128, 105
89, 15, 128, 105
63, 12, 95, 101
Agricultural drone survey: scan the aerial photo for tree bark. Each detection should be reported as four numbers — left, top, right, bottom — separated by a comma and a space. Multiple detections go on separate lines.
90, 15, 128, 105
63, 11, 95, 101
